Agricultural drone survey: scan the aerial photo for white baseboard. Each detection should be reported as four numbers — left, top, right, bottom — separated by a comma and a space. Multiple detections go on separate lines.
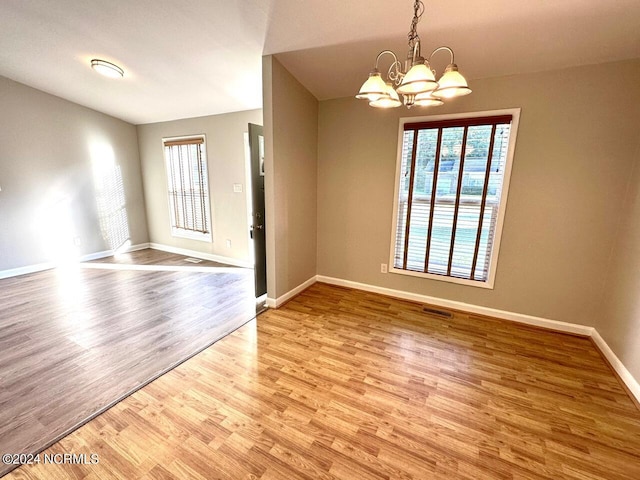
266, 275, 317, 308
591, 330, 640, 404
80, 242, 150, 262
149, 243, 253, 269
117, 242, 150, 254
0, 243, 151, 280
316, 275, 594, 336
0, 262, 55, 280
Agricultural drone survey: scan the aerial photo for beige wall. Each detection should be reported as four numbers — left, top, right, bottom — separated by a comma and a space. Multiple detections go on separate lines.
136, 109, 262, 264
263, 56, 318, 299
598, 141, 640, 380
0, 75, 148, 271
317, 60, 640, 327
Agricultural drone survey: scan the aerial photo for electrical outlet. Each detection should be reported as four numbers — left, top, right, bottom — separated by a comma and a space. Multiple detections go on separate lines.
226, 239, 232, 248
381, 263, 388, 273
233, 183, 243, 193
73, 237, 81, 247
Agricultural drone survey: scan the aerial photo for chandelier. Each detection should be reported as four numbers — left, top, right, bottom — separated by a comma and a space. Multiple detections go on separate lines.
356, 0, 471, 109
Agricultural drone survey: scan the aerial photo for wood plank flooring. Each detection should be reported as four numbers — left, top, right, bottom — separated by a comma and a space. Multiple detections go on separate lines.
6, 282, 640, 479
0, 249, 256, 477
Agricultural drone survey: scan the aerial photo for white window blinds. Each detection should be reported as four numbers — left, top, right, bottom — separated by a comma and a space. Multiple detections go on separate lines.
392, 115, 514, 284
163, 136, 212, 240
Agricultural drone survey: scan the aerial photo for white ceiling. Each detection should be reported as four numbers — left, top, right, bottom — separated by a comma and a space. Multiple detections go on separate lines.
1, 0, 639, 124
274, 0, 640, 100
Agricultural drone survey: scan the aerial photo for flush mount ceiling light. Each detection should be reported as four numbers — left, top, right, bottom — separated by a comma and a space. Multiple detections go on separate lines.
90, 59, 124, 78
356, 0, 471, 109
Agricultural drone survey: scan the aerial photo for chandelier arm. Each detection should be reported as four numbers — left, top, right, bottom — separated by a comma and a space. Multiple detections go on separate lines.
375, 50, 400, 69
410, 40, 423, 64
387, 60, 404, 84
428, 46, 455, 65
374, 50, 404, 84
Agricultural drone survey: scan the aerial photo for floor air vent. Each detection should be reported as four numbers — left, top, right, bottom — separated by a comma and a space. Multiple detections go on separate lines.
422, 306, 453, 318
184, 257, 203, 264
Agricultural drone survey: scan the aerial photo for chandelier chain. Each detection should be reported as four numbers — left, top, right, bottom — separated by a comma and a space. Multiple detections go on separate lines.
407, 0, 425, 50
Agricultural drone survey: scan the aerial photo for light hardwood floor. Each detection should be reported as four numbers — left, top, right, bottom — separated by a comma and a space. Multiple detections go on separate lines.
0, 249, 256, 477
6, 282, 640, 479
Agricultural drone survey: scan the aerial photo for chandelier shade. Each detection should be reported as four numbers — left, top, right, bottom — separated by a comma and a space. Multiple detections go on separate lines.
355, 0, 471, 109
355, 71, 388, 101
370, 83, 402, 108
396, 62, 437, 95
432, 64, 472, 98
413, 91, 444, 107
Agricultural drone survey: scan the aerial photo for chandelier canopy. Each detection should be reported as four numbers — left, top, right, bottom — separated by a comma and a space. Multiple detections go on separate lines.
356, 0, 471, 109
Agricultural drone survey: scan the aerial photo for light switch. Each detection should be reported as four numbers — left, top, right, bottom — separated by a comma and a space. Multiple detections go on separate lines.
233, 183, 243, 193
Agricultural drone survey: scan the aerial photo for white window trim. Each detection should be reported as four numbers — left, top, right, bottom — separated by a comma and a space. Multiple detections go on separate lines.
170, 226, 212, 242
388, 108, 521, 289
163, 134, 213, 243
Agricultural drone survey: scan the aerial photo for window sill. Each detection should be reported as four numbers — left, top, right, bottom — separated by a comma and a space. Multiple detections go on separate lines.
171, 228, 212, 243
388, 266, 495, 289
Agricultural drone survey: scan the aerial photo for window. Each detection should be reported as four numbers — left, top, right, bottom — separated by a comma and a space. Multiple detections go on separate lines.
163, 135, 212, 242
389, 110, 519, 288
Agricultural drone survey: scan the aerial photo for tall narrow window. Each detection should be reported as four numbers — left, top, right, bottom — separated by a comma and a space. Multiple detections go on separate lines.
390, 110, 519, 288
163, 135, 212, 242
